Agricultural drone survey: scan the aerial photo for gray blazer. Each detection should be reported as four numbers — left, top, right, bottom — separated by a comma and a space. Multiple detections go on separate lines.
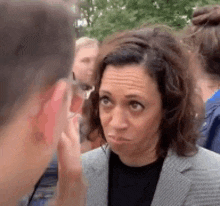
82, 146, 220, 206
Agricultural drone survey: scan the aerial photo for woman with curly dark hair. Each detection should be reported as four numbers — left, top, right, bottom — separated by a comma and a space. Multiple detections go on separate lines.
81, 27, 220, 206
183, 5, 220, 154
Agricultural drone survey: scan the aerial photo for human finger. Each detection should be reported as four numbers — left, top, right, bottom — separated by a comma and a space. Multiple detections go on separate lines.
55, 118, 86, 206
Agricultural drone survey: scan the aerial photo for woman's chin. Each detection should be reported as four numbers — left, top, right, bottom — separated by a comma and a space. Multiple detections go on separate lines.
108, 140, 131, 156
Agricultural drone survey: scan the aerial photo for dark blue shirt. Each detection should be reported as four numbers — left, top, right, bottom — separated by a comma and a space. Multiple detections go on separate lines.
198, 89, 220, 154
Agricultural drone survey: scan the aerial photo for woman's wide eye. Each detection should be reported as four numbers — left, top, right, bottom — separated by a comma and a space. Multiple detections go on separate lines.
129, 101, 144, 111
99, 96, 112, 107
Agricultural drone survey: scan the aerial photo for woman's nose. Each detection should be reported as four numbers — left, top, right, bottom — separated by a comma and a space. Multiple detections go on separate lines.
109, 107, 128, 130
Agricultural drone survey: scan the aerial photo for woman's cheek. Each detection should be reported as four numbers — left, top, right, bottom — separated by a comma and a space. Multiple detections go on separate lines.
100, 111, 111, 131
100, 112, 108, 127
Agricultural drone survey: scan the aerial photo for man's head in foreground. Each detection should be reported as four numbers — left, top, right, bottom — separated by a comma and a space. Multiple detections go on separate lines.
0, 0, 75, 204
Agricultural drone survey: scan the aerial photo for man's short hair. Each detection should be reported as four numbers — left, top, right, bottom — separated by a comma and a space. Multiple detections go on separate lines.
0, 0, 75, 129
75, 37, 99, 54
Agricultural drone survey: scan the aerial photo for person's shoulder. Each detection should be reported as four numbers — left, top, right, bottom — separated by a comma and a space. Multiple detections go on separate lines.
183, 147, 220, 202
191, 146, 220, 169
81, 146, 107, 160
184, 147, 220, 186
81, 146, 108, 169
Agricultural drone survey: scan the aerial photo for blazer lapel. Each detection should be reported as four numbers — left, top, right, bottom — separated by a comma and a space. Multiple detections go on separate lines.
151, 150, 192, 206
85, 146, 111, 206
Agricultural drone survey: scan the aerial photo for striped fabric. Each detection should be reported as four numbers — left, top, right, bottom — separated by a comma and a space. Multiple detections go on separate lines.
81, 146, 220, 206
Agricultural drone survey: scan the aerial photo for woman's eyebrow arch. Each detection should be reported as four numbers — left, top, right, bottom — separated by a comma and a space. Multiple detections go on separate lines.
99, 90, 111, 95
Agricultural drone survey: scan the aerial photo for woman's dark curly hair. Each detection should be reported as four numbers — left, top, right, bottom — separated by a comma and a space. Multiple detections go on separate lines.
86, 27, 204, 157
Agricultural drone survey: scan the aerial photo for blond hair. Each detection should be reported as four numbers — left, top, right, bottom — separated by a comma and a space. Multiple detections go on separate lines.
75, 37, 99, 54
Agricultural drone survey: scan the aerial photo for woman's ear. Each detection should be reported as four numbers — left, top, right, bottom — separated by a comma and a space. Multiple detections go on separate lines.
33, 80, 68, 145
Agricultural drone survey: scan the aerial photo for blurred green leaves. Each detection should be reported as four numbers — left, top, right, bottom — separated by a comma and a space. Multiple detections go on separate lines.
79, 0, 219, 41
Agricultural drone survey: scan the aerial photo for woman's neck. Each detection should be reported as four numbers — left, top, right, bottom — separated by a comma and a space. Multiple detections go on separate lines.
197, 76, 220, 102
118, 150, 158, 167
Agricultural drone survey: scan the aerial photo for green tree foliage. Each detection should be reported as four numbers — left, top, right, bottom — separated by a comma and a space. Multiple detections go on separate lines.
79, 0, 220, 41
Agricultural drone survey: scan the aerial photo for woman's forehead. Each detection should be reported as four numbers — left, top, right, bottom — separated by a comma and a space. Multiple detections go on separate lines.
100, 64, 160, 98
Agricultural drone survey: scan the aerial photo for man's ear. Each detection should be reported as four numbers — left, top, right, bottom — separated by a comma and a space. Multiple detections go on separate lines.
34, 80, 68, 145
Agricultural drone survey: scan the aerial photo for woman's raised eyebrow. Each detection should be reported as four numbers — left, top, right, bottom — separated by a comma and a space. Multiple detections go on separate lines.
99, 90, 112, 95
125, 94, 141, 98
125, 94, 147, 101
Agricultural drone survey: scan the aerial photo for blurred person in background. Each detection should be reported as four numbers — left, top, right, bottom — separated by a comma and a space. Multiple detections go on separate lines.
183, 5, 220, 153
0, 0, 86, 205
73, 37, 99, 87
72, 37, 105, 153
82, 27, 220, 206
